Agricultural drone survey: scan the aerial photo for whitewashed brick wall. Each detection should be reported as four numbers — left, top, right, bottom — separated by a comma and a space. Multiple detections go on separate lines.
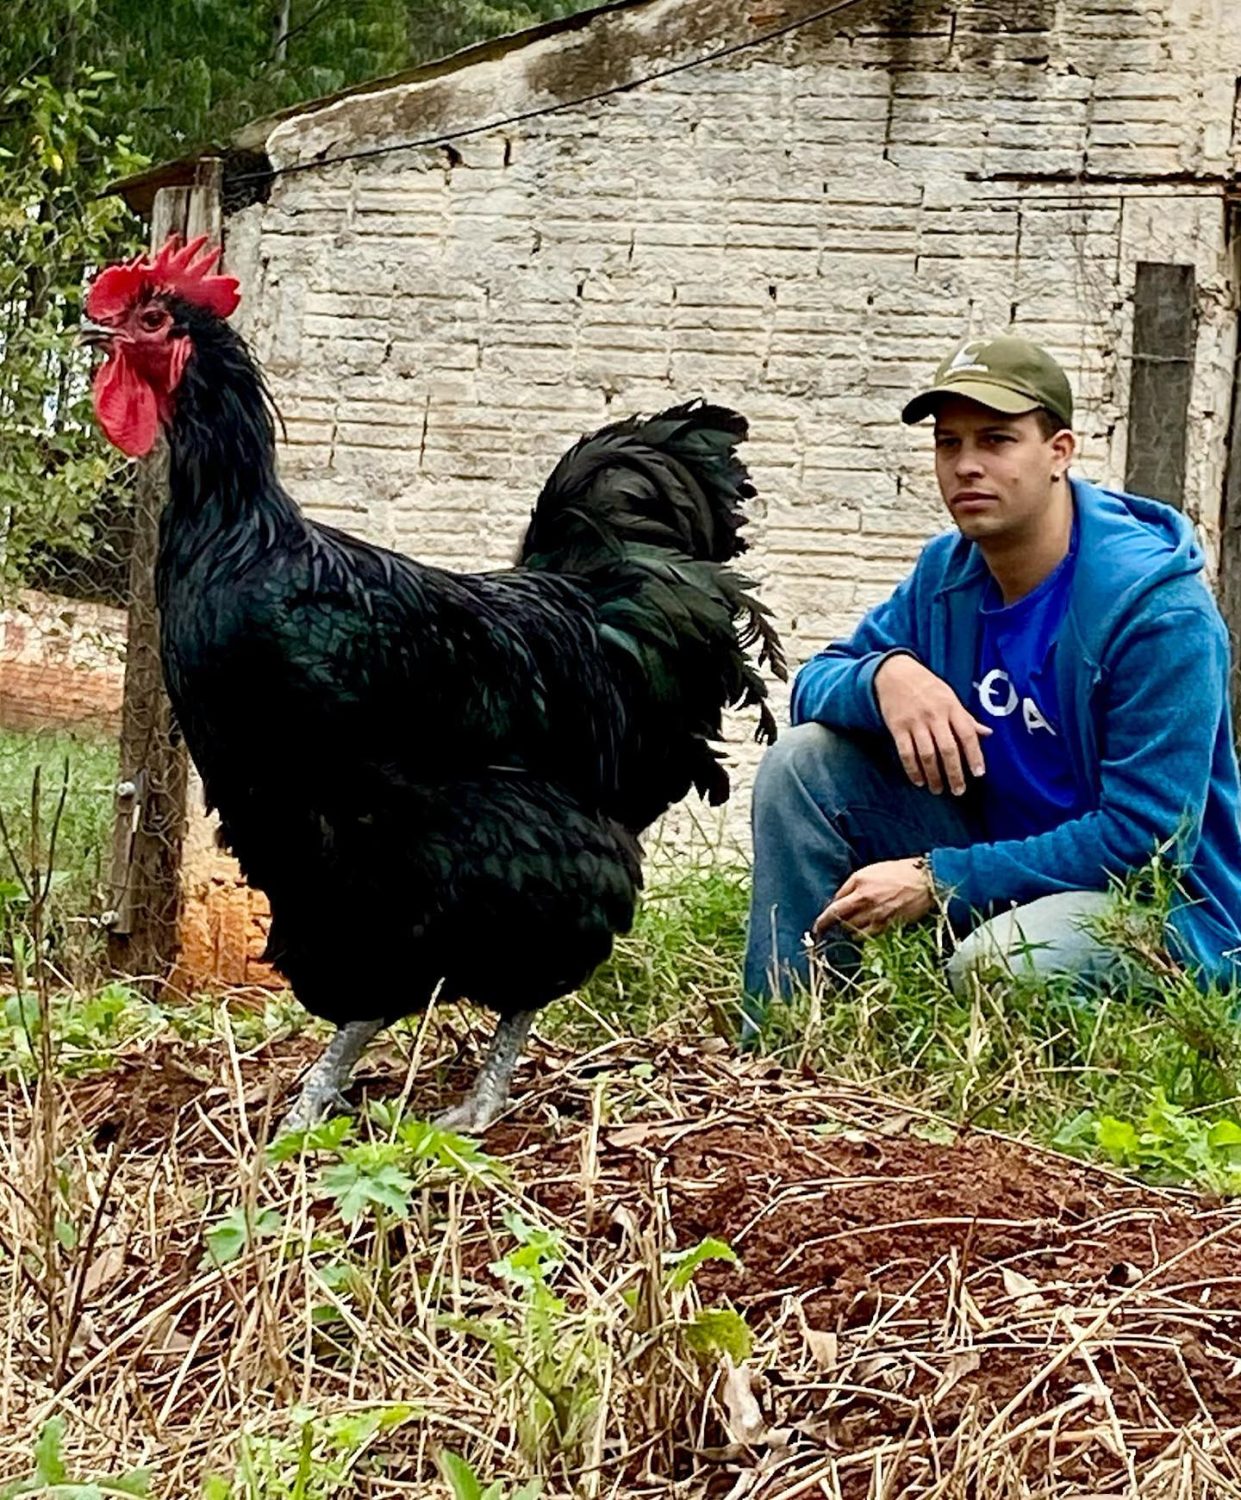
217, 0, 1241, 864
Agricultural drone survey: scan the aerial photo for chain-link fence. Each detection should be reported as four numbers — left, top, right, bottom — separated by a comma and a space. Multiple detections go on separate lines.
0, 544, 128, 991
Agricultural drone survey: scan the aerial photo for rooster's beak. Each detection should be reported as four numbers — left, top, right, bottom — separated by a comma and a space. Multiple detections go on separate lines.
78, 319, 116, 349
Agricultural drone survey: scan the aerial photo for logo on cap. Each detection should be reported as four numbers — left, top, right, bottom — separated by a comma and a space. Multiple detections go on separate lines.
946, 341, 989, 377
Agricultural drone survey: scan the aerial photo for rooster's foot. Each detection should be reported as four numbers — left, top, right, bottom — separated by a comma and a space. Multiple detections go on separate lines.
278, 1018, 385, 1137
432, 1009, 535, 1136
432, 1093, 504, 1135
280, 1084, 354, 1136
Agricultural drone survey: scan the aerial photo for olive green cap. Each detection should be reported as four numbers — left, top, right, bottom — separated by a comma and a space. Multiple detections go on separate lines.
901, 334, 1074, 428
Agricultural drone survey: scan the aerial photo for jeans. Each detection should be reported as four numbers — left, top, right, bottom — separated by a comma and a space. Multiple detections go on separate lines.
744, 722, 1127, 1005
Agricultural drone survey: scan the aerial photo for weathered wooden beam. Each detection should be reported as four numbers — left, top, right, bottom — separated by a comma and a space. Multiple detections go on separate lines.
1124, 261, 1196, 510
106, 160, 223, 986
1218, 223, 1241, 741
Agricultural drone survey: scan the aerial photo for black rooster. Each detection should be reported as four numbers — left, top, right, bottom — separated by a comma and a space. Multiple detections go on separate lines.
83, 236, 785, 1132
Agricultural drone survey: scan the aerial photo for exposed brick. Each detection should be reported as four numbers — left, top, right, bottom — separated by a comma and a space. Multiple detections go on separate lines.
0, 592, 125, 734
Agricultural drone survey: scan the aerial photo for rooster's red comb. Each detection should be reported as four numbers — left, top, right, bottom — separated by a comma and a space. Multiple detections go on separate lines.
86, 233, 241, 322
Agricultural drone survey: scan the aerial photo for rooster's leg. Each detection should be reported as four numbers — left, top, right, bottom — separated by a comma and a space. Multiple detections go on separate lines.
433, 1010, 535, 1135
280, 1018, 385, 1135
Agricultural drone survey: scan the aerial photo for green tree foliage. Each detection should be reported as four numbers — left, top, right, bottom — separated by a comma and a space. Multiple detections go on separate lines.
0, 69, 147, 602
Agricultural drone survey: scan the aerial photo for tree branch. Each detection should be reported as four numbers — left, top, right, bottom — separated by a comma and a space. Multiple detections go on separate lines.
266, 0, 342, 64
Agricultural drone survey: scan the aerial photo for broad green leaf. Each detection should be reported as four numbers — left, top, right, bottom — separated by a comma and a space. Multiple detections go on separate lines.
439, 1451, 483, 1500
204, 1206, 283, 1266
34, 1418, 67, 1485
373, 1403, 417, 1429
666, 1237, 741, 1291
317, 1160, 414, 1221
1207, 1119, 1241, 1152
268, 1114, 353, 1162
683, 1307, 752, 1363
1095, 1116, 1140, 1163
108, 1470, 153, 1497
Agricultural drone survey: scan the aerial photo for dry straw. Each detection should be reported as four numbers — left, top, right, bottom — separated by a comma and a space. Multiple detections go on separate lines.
0, 995, 1237, 1498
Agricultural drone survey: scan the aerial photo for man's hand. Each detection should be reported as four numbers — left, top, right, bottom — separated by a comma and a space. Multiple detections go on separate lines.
874, 653, 991, 796
813, 858, 935, 940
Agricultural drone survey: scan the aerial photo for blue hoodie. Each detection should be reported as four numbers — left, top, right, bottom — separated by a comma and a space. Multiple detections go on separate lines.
790, 478, 1241, 988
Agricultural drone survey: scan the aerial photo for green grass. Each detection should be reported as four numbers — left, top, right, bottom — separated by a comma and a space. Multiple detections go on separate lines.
0, 736, 1237, 1196
565, 858, 751, 1040
0, 725, 119, 980
553, 862, 1241, 1191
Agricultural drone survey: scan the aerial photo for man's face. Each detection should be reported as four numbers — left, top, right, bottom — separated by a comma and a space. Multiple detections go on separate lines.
932, 397, 1074, 541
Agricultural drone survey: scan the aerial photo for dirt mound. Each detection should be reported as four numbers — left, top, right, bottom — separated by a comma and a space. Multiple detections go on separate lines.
527, 1115, 1241, 1483
394, 1036, 1231, 1496
13, 1026, 1240, 1496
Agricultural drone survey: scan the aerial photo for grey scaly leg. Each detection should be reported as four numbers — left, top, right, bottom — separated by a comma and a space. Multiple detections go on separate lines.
433, 1010, 535, 1134
280, 1018, 386, 1135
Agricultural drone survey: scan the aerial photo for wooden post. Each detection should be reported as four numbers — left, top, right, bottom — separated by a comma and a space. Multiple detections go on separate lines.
1124, 261, 1197, 510
1221, 306, 1241, 744
106, 160, 222, 986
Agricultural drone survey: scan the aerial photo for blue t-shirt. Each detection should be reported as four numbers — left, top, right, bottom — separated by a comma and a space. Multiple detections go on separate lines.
975, 532, 1088, 840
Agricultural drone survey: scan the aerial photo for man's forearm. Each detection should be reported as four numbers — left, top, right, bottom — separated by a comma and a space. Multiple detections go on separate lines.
791, 647, 914, 730
928, 809, 1171, 922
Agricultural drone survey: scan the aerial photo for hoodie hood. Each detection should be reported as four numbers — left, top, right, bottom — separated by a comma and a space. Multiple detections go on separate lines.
1066, 479, 1205, 664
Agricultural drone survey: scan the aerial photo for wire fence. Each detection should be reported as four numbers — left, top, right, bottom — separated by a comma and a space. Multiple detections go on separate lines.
0, 506, 134, 993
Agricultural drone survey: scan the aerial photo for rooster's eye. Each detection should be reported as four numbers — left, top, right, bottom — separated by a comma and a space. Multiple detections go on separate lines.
139, 309, 165, 331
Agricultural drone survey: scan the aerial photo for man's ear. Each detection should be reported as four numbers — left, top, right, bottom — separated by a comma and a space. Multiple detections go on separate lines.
1050, 427, 1076, 478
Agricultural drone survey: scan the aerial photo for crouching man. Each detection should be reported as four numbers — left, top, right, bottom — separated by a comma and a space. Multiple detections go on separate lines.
745, 335, 1241, 1010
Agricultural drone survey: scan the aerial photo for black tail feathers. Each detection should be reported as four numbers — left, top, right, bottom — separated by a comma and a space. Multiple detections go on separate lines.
519, 399, 755, 568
